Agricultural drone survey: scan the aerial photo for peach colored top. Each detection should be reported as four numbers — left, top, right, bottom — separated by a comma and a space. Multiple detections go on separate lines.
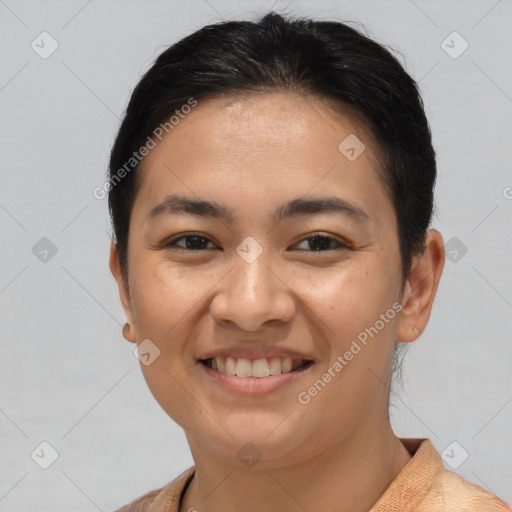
114, 438, 512, 512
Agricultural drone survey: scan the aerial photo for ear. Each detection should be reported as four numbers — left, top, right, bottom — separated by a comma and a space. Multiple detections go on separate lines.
109, 240, 136, 343
397, 229, 445, 342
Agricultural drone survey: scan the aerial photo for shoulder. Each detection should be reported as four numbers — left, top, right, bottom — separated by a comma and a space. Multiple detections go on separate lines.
372, 438, 511, 512
114, 488, 163, 512
113, 467, 195, 512
416, 467, 512, 512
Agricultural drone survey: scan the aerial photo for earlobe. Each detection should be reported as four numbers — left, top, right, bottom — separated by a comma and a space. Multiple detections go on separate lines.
396, 229, 445, 342
109, 240, 137, 343
122, 322, 135, 343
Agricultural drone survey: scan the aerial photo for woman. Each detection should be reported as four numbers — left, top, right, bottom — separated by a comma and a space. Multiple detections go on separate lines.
108, 11, 512, 512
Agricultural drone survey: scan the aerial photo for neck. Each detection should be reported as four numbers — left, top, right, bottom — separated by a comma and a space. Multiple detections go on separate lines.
179, 422, 412, 512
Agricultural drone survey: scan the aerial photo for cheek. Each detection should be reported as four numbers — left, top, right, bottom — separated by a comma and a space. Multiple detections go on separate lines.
292, 254, 399, 337
130, 262, 206, 333
295, 264, 399, 437
305, 259, 400, 410
128, 264, 209, 425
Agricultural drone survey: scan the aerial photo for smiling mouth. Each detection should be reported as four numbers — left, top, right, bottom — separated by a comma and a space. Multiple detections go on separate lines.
199, 356, 313, 378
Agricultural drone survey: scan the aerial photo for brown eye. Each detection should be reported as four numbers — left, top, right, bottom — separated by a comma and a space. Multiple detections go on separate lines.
294, 234, 350, 252
164, 234, 217, 251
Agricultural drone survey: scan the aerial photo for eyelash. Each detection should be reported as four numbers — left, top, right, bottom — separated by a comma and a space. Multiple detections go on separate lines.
161, 232, 351, 253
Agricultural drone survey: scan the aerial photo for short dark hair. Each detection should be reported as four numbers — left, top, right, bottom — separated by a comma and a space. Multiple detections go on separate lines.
108, 11, 436, 288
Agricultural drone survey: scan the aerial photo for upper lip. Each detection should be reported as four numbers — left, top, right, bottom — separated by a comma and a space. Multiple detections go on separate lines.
197, 346, 314, 362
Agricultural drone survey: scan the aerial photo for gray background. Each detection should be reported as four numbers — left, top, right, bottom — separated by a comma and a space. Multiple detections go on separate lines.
1, 0, 511, 510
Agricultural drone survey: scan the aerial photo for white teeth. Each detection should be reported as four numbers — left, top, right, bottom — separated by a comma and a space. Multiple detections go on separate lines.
252, 358, 270, 378
225, 357, 236, 376
269, 357, 282, 375
210, 356, 300, 378
217, 358, 226, 373
235, 358, 252, 377
281, 357, 292, 373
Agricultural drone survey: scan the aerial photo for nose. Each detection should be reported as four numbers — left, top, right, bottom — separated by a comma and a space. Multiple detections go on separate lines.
209, 244, 296, 331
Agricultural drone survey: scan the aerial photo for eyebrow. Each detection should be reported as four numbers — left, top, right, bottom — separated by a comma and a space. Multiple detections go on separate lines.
147, 193, 370, 224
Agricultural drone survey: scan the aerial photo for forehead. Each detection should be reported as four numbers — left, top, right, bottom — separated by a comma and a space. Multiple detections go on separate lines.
154, 92, 376, 159
131, 92, 393, 227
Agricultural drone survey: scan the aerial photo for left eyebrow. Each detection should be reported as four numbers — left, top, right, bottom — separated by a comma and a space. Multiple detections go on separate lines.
146, 193, 370, 224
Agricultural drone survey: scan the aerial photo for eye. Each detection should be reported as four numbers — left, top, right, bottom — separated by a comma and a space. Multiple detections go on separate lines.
163, 233, 217, 251
293, 233, 350, 252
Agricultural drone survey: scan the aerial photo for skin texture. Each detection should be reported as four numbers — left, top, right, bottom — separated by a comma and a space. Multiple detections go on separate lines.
110, 92, 445, 512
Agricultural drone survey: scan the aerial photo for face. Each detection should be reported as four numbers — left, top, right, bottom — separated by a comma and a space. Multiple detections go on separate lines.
110, 92, 440, 469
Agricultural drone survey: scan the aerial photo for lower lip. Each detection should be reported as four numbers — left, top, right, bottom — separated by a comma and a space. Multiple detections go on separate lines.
197, 361, 314, 395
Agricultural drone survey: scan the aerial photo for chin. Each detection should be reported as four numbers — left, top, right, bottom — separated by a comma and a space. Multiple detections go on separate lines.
189, 415, 313, 468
